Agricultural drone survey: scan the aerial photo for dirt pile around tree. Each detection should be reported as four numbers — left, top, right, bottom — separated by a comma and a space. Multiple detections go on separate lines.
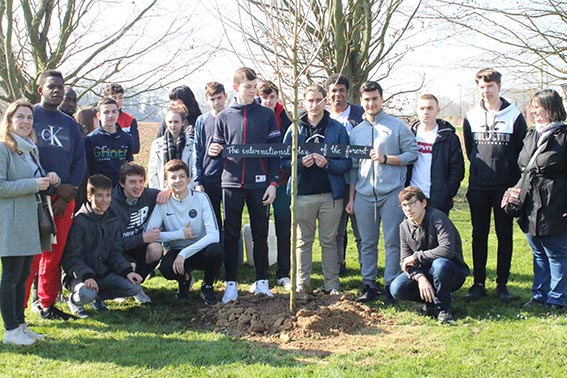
200, 292, 392, 343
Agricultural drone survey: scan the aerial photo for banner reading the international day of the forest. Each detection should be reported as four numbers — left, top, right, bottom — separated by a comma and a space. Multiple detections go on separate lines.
222, 144, 372, 159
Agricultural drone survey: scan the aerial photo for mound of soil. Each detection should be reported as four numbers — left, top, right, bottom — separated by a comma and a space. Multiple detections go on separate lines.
200, 292, 392, 343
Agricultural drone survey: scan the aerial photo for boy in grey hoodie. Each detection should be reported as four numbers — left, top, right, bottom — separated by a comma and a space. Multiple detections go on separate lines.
346, 81, 418, 303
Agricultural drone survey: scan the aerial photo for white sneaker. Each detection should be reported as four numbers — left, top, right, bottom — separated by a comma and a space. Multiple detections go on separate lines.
277, 277, 292, 291
254, 279, 274, 297
133, 288, 152, 304
249, 281, 257, 293
3, 327, 35, 346
20, 324, 45, 340
222, 281, 238, 304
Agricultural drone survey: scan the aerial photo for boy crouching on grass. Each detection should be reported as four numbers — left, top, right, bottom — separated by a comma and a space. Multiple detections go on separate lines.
146, 159, 223, 305
62, 175, 143, 318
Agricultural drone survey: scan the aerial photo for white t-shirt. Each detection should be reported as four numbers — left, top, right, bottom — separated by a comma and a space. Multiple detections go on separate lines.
330, 105, 353, 134
410, 124, 438, 198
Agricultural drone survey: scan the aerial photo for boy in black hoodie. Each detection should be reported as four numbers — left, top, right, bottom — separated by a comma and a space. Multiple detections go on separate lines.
62, 175, 142, 318
209, 67, 281, 303
463, 68, 527, 303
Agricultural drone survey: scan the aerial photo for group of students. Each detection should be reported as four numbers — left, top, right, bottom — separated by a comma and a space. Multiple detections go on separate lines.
2, 65, 567, 346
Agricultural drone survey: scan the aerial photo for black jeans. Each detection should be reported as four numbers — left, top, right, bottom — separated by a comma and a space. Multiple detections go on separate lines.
223, 187, 270, 281
124, 245, 161, 281
1, 255, 34, 330
272, 185, 291, 279
203, 183, 223, 239
467, 188, 514, 286
159, 243, 224, 286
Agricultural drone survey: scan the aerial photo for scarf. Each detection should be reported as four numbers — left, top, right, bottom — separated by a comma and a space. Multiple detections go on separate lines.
535, 121, 564, 147
162, 130, 186, 163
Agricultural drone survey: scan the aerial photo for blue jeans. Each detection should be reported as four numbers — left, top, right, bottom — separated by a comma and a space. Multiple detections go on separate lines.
69, 273, 141, 305
390, 258, 468, 311
525, 232, 567, 307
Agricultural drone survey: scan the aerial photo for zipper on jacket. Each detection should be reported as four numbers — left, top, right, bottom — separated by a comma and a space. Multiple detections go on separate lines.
241, 107, 247, 188
371, 123, 379, 221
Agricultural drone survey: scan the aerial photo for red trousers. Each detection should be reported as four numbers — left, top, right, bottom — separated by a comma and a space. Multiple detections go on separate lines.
25, 198, 75, 309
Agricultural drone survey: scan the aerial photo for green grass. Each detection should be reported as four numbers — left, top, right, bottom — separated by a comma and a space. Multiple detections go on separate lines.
2, 123, 567, 377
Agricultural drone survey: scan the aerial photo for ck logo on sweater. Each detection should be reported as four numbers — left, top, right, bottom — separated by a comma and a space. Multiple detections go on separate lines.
40, 126, 64, 147
189, 209, 197, 218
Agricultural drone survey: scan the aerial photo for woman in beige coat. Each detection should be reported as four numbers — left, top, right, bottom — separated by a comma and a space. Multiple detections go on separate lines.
0, 100, 60, 346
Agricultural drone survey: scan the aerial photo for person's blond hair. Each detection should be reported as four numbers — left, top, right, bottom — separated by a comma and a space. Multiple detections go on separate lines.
0, 99, 36, 153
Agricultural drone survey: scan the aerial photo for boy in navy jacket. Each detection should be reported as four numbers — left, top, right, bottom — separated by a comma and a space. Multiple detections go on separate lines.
85, 98, 133, 186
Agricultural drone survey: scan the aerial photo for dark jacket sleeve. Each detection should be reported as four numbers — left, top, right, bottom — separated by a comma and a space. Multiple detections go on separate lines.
266, 111, 281, 185
84, 135, 94, 177
61, 217, 95, 281
126, 134, 134, 162
193, 114, 206, 185
324, 126, 352, 175
107, 227, 134, 277
447, 132, 465, 197
513, 113, 528, 155
68, 124, 87, 187
463, 118, 472, 161
413, 215, 458, 264
130, 118, 140, 154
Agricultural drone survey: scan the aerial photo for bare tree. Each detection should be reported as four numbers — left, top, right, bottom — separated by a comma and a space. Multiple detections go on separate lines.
212, 0, 337, 311
429, 0, 567, 86
0, 0, 212, 104
219, 0, 423, 103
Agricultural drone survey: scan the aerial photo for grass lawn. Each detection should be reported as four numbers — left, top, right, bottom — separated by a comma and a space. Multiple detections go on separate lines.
1, 123, 566, 377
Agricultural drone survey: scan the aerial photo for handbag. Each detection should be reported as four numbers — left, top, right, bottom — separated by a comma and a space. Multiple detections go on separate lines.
37, 193, 56, 237
502, 141, 547, 217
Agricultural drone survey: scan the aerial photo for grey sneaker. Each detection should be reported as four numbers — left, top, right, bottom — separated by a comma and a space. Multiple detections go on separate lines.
437, 310, 454, 324
68, 298, 89, 319
277, 277, 292, 291
20, 324, 45, 340
3, 327, 35, 346
133, 288, 152, 304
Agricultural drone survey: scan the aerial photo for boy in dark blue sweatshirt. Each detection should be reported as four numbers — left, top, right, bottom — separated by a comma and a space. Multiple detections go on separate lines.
209, 67, 281, 303
85, 98, 133, 186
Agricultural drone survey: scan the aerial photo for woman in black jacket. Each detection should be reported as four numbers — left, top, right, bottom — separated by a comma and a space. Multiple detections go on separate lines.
508, 89, 567, 309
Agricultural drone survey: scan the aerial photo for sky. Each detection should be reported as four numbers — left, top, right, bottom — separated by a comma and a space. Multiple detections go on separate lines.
105, 0, 560, 120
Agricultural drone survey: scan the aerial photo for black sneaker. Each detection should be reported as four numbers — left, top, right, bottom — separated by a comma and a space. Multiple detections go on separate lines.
176, 274, 195, 300
356, 285, 380, 303
40, 305, 75, 321
421, 302, 437, 317
437, 309, 454, 324
497, 285, 519, 303
382, 285, 396, 305
465, 283, 487, 302
91, 298, 109, 312
523, 298, 544, 308
546, 303, 565, 311
200, 284, 219, 305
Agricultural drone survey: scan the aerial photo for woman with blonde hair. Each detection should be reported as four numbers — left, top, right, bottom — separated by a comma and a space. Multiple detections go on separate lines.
0, 100, 60, 345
